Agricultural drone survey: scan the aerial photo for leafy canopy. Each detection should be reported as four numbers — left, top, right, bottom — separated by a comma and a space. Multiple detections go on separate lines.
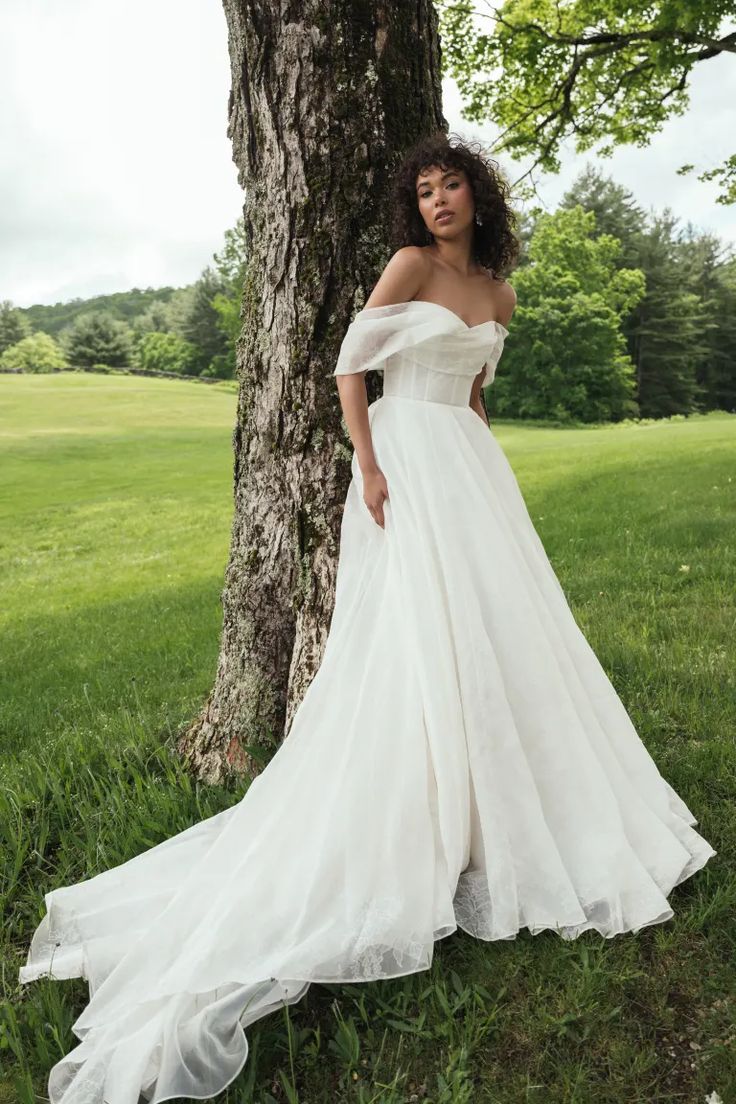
61, 310, 132, 368
492, 204, 646, 422
0, 300, 31, 355
135, 331, 199, 375
0, 332, 68, 372
439, 0, 736, 203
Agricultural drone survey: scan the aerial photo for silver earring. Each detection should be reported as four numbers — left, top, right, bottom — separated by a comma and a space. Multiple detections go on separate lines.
475, 212, 482, 226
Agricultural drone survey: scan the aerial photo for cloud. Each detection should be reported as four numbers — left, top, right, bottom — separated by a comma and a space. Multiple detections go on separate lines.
1, 2, 733, 308
0, 0, 243, 306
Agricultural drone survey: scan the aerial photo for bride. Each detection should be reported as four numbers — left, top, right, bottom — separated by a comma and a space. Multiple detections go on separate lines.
18, 134, 717, 1104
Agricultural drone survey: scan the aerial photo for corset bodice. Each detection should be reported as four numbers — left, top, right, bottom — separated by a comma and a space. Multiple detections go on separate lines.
381, 355, 477, 407
333, 299, 508, 406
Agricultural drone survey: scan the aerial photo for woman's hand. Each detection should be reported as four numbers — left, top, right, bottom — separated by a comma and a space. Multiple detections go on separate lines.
362, 466, 390, 529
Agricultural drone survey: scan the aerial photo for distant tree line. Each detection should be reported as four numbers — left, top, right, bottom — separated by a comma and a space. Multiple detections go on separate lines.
0, 219, 247, 381
1, 169, 734, 422
490, 167, 736, 422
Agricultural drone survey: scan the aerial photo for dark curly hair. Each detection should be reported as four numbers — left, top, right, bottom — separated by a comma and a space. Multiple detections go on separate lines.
389, 131, 520, 277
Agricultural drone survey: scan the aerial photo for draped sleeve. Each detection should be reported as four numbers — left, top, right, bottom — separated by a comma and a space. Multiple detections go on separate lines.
479, 325, 508, 388
332, 303, 447, 376
333, 301, 509, 382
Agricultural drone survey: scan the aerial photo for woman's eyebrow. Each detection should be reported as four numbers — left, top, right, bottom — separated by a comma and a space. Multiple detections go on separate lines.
416, 171, 458, 191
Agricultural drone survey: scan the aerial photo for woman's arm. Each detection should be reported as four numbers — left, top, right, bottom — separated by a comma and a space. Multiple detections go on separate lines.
333, 373, 379, 473
335, 245, 428, 468
335, 247, 428, 527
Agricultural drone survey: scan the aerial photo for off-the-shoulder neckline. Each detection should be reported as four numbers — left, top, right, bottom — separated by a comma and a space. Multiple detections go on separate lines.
358, 299, 509, 336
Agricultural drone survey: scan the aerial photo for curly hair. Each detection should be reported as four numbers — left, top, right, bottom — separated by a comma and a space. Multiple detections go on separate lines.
389, 131, 520, 277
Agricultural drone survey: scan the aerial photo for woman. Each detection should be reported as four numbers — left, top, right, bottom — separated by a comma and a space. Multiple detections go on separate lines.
19, 133, 716, 1104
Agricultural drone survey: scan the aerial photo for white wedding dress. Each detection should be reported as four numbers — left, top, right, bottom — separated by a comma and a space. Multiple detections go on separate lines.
19, 299, 717, 1104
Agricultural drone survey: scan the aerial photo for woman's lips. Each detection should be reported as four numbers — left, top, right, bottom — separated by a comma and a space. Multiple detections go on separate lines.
435, 210, 454, 223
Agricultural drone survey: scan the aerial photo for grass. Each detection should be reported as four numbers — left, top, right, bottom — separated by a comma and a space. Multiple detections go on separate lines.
1, 373, 734, 1103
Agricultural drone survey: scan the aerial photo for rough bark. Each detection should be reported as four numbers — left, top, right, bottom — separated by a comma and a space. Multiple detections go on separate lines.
176, 0, 447, 784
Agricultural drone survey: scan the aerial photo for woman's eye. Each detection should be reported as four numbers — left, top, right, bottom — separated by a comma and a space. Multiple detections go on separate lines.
420, 181, 458, 198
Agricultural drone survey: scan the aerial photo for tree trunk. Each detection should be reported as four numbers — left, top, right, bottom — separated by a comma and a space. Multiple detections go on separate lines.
176, 0, 447, 784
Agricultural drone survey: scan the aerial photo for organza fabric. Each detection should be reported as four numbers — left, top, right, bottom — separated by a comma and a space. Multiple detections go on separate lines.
19, 299, 716, 1103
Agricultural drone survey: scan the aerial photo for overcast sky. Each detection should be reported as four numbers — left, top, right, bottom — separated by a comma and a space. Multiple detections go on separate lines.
2, 1, 735, 308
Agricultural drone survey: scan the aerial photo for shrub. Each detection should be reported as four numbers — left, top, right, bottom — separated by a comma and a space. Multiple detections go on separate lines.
0, 332, 68, 372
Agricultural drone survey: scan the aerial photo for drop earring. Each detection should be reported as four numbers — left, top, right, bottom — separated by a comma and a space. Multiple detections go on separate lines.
474, 211, 483, 226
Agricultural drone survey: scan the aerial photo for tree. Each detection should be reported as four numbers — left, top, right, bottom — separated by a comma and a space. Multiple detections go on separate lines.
560, 167, 734, 416
0, 300, 31, 354
628, 212, 709, 416
212, 217, 248, 296
61, 310, 132, 368
490, 205, 645, 422
131, 299, 176, 339
176, 1, 448, 783
135, 331, 199, 375
560, 166, 646, 269
23, 287, 178, 337
0, 331, 67, 372
168, 268, 230, 375
439, 1, 736, 203
210, 218, 248, 377
677, 228, 736, 413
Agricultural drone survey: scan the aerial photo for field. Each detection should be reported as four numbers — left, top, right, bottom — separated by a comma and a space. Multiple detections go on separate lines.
1, 373, 734, 1103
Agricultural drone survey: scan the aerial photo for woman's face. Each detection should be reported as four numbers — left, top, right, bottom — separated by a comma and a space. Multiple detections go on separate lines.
415, 163, 475, 238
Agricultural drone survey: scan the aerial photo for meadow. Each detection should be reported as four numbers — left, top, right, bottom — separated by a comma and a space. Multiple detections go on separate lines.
1, 372, 734, 1103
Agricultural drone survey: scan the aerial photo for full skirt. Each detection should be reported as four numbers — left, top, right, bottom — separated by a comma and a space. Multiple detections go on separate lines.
19, 395, 717, 1103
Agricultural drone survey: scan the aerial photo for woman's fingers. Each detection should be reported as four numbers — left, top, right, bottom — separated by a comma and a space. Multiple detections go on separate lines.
362, 472, 389, 529
369, 491, 388, 528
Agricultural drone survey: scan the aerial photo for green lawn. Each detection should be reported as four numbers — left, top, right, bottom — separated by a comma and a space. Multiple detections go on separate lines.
2, 374, 734, 1103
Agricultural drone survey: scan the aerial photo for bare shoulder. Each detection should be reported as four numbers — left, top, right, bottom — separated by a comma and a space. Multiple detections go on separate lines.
364, 246, 430, 310
488, 273, 517, 325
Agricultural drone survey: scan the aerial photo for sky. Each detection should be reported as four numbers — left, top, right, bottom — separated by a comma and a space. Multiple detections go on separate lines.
1, 0, 735, 308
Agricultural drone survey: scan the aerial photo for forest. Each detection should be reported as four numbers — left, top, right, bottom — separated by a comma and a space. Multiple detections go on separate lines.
2, 167, 734, 423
